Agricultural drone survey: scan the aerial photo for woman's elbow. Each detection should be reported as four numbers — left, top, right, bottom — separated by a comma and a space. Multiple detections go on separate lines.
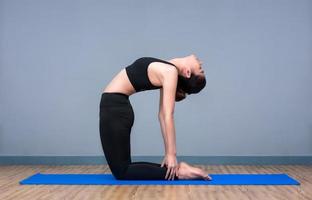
158, 112, 174, 121
163, 113, 174, 121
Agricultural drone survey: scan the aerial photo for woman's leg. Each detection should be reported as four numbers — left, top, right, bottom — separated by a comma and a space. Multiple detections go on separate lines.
99, 93, 178, 180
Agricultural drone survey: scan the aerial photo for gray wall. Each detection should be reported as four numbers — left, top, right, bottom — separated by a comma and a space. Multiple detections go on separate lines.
1, 0, 311, 157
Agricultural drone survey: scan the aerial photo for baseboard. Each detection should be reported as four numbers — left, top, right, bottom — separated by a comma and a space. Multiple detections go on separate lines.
0, 156, 311, 165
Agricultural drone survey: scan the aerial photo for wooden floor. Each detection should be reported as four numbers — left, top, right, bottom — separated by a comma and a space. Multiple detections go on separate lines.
0, 164, 311, 200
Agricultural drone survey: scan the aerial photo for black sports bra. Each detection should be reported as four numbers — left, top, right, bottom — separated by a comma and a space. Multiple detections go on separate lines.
125, 57, 177, 92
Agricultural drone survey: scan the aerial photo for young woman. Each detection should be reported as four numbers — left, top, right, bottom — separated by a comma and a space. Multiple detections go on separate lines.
99, 54, 212, 180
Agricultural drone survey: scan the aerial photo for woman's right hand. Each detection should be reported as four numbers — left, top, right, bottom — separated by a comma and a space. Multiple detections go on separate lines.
161, 154, 179, 180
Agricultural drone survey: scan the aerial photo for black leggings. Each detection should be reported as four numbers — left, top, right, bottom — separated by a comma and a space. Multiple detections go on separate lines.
99, 92, 179, 180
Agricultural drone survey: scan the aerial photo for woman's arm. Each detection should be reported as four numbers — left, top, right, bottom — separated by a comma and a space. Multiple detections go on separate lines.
158, 68, 178, 155
158, 88, 169, 154
160, 113, 176, 155
158, 66, 179, 180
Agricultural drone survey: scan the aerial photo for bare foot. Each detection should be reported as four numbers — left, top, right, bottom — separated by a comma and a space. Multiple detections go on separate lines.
177, 162, 212, 180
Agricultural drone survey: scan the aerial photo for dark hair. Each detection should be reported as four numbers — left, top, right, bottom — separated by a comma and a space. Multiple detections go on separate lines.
175, 74, 206, 101
175, 87, 186, 102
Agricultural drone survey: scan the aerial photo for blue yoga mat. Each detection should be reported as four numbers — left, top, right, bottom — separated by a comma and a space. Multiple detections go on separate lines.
20, 173, 299, 185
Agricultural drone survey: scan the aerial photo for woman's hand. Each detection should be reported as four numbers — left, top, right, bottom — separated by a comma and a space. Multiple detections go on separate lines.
161, 154, 179, 180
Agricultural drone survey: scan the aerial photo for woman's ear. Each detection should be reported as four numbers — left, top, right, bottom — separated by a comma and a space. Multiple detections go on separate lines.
183, 68, 191, 78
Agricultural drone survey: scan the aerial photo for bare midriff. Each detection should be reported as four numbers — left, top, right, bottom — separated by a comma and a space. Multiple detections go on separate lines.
102, 69, 136, 96
102, 62, 166, 96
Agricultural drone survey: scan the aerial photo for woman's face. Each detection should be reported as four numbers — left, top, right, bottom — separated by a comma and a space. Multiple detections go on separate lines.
175, 54, 206, 101
191, 55, 205, 77
182, 54, 205, 79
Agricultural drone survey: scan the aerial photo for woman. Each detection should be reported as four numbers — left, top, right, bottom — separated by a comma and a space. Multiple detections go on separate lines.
99, 54, 212, 180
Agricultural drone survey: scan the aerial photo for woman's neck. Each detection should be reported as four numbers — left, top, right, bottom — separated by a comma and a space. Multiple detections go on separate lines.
167, 57, 188, 76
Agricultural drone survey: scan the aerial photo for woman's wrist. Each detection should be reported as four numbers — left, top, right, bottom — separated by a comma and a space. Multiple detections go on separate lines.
166, 145, 176, 156
166, 151, 176, 156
